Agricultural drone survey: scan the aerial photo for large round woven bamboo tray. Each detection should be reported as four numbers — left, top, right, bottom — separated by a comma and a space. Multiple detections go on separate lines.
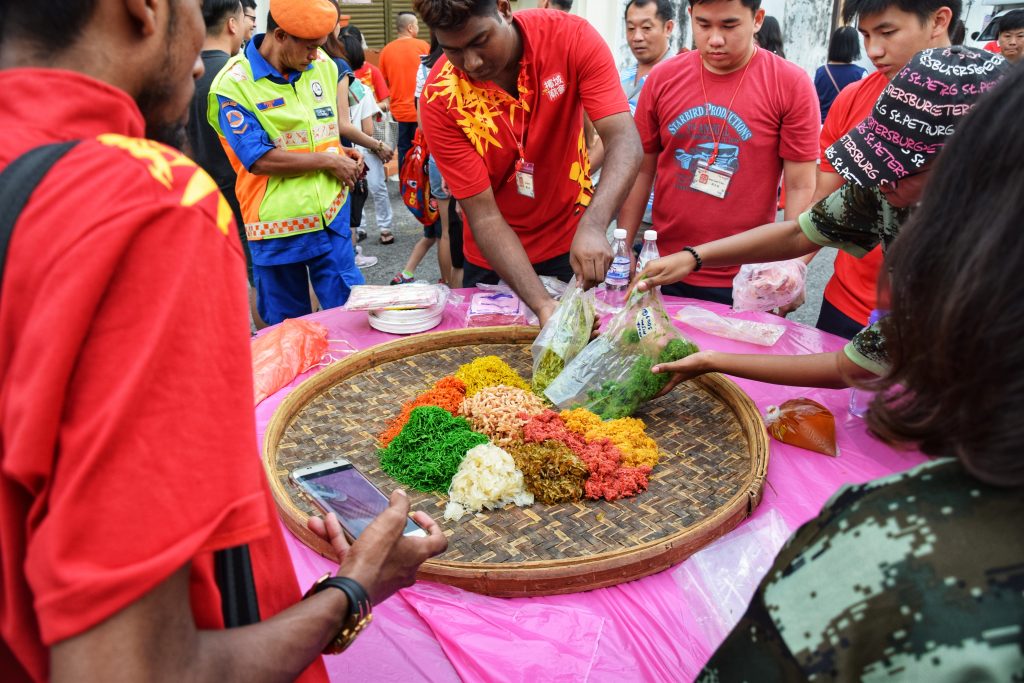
264, 326, 769, 597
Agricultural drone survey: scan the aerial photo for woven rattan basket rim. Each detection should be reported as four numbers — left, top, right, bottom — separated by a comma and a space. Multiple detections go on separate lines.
263, 326, 769, 593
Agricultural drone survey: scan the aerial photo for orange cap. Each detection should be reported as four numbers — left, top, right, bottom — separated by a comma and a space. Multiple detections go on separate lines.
270, 0, 339, 39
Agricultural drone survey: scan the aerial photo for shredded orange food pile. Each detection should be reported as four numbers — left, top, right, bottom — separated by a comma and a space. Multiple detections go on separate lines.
584, 416, 660, 468
379, 376, 467, 446
455, 355, 531, 397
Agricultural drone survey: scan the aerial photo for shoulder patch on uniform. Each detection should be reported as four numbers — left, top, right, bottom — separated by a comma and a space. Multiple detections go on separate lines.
227, 63, 249, 82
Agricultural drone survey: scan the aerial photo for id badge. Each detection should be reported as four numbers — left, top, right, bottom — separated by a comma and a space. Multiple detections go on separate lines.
515, 160, 536, 199
690, 159, 732, 199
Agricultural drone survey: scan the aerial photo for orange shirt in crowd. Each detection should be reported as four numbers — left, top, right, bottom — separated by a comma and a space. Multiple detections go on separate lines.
818, 71, 889, 326
379, 37, 429, 122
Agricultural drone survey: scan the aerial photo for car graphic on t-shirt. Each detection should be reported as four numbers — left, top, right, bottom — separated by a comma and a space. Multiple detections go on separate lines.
674, 142, 740, 173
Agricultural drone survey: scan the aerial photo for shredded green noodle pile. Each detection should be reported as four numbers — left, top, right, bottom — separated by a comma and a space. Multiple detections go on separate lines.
378, 406, 488, 492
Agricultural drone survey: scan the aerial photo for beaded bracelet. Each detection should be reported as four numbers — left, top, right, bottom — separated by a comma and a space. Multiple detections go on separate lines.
682, 246, 703, 272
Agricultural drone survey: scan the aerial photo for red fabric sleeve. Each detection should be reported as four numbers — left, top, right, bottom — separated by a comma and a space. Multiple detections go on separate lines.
371, 64, 390, 100
634, 68, 663, 154
818, 82, 860, 173
777, 62, 821, 163
14, 149, 268, 645
421, 64, 493, 199
571, 19, 631, 122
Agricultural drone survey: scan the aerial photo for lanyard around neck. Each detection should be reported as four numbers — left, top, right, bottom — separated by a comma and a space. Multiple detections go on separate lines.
698, 46, 756, 166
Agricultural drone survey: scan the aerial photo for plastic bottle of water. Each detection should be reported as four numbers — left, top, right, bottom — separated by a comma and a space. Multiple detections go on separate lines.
603, 228, 631, 310
636, 229, 660, 273
848, 309, 886, 418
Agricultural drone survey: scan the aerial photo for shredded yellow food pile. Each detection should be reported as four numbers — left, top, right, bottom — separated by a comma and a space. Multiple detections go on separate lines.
460, 385, 547, 447
585, 416, 660, 468
444, 443, 534, 522
559, 408, 603, 436
455, 355, 531, 397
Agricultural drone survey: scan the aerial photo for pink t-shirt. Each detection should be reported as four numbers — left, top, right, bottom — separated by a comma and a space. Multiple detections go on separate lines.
635, 48, 819, 288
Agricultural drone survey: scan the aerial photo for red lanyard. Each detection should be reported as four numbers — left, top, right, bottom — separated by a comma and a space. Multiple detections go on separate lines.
698, 46, 756, 166
498, 107, 527, 164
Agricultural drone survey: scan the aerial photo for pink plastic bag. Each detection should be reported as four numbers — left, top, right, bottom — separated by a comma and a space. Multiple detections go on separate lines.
251, 319, 329, 405
732, 260, 807, 312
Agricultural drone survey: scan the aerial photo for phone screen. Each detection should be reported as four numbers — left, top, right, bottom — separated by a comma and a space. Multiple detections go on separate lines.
294, 463, 423, 538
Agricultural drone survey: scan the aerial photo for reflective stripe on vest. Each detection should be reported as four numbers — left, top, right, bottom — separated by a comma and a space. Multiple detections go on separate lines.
209, 49, 347, 241
244, 189, 347, 240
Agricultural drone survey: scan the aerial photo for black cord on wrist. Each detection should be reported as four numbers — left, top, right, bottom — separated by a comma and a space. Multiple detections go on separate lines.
682, 246, 703, 272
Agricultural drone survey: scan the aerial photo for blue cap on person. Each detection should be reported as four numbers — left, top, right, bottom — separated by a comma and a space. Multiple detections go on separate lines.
270, 0, 339, 39
824, 46, 1008, 187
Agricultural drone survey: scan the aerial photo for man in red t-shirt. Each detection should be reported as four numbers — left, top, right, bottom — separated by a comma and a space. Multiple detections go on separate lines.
812, 0, 959, 338
416, 0, 641, 325
379, 11, 430, 171
619, 0, 819, 305
0, 2, 445, 681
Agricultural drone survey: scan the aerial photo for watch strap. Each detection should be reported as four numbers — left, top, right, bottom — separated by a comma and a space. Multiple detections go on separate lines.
305, 574, 373, 654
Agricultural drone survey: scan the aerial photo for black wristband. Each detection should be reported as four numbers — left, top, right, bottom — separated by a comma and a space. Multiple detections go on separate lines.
315, 576, 371, 619
304, 574, 373, 654
682, 246, 703, 272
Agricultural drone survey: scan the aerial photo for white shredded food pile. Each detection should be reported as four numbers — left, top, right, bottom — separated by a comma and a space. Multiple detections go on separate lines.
444, 443, 534, 521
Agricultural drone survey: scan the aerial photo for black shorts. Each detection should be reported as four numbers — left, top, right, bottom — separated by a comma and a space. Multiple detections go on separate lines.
462, 252, 574, 288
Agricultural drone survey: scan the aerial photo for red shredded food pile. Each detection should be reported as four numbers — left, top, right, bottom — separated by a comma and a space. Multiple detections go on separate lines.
379, 377, 467, 446
521, 410, 651, 501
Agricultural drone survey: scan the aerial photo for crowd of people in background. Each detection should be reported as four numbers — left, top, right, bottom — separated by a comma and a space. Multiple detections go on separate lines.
1, 0, 1021, 680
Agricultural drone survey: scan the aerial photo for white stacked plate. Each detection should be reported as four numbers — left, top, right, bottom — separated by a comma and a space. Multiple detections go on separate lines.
368, 298, 445, 335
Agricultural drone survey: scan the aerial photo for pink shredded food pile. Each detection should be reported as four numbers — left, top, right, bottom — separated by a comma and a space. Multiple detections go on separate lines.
521, 411, 651, 501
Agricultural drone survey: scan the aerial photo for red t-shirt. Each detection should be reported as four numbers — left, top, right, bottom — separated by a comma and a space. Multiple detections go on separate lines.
379, 37, 429, 122
819, 71, 889, 325
635, 48, 820, 288
355, 62, 390, 103
0, 70, 326, 683
421, 10, 628, 269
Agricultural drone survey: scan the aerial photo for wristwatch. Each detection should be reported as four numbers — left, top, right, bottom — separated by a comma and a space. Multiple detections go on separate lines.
303, 573, 373, 654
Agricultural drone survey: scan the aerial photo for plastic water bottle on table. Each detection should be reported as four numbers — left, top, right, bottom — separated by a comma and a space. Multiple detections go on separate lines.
603, 228, 631, 310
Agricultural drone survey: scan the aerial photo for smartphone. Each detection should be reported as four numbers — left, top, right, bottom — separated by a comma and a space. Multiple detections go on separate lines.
291, 459, 427, 539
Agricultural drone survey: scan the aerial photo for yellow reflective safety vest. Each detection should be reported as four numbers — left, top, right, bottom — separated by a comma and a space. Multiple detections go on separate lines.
209, 49, 347, 241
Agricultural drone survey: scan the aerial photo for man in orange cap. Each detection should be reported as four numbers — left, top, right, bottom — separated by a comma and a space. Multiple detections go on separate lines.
210, 0, 366, 325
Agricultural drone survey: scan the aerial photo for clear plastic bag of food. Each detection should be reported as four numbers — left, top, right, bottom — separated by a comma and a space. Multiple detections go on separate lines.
764, 398, 838, 456
466, 286, 534, 327
675, 305, 786, 346
544, 288, 698, 419
732, 260, 807, 312
531, 277, 596, 394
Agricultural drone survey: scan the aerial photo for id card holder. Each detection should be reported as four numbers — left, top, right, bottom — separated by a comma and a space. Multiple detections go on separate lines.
515, 160, 536, 199
690, 159, 732, 199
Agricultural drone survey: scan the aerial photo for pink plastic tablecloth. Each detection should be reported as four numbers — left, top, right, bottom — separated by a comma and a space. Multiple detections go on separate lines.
254, 293, 925, 682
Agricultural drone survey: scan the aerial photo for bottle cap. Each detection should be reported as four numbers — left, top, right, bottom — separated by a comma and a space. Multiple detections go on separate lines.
643, 230, 658, 241
613, 228, 627, 239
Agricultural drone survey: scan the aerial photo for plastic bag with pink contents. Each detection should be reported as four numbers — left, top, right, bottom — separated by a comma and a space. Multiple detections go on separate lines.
252, 319, 329, 405
732, 260, 807, 312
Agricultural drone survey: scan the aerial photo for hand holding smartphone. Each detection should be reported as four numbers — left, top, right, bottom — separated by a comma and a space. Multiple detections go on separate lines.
292, 459, 428, 539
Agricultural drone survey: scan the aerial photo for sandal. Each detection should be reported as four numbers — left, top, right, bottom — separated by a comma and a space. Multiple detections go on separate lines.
379, 231, 395, 245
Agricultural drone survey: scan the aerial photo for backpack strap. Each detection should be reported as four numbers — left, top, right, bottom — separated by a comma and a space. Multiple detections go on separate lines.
0, 140, 261, 628
0, 141, 80, 288
214, 544, 261, 627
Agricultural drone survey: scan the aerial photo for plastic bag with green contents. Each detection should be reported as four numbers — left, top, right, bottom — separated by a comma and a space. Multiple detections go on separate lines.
531, 277, 596, 395
543, 286, 698, 419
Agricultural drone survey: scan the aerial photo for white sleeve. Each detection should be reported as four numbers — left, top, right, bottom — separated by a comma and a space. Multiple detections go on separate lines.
415, 63, 427, 99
